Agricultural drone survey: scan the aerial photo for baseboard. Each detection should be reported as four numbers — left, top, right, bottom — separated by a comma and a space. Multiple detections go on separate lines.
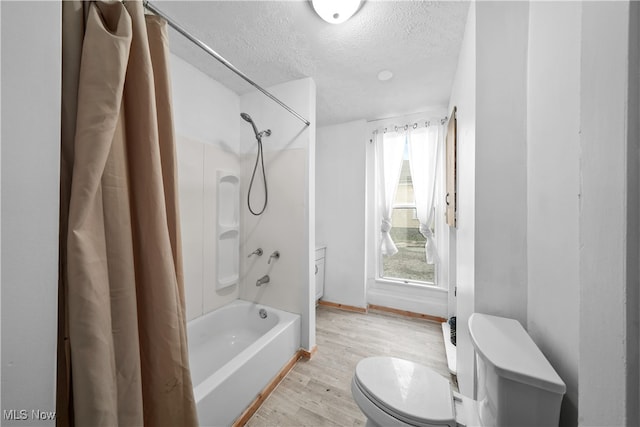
318, 299, 445, 323
317, 299, 367, 313
300, 345, 318, 359
368, 304, 446, 323
232, 350, 303, 427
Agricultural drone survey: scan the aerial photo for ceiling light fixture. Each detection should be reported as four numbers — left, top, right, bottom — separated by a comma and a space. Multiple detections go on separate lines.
311, 0, 362, 25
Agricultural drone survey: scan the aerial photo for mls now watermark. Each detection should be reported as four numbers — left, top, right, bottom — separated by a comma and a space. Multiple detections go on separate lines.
3, 409, 56, 421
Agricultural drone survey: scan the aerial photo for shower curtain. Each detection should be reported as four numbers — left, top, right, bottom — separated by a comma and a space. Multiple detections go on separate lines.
57, 1, 197, 426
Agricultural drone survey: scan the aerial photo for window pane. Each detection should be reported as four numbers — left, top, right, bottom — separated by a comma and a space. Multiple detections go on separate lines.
382, 157, 436, 283
382, 207, 435, 283
395, 160, 413, 204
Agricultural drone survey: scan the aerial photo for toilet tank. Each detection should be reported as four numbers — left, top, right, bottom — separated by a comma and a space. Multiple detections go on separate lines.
468, 313, 566, 427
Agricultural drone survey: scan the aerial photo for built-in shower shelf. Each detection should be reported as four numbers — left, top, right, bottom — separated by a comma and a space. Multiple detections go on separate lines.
217, 170, 239, 290
218, 274, 239, 288
442, 322, 457, 375
218, 227, 238, 238
218, 172, 239, 226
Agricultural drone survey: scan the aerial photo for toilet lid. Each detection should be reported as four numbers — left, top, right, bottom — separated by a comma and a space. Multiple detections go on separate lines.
354, 357, 455, 426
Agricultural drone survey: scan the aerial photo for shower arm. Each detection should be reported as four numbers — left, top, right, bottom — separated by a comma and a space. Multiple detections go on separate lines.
143, 0, 311, 127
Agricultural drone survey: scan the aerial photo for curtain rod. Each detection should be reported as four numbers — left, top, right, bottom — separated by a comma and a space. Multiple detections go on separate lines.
143, 0, 311, 127
371, 117, 448, 135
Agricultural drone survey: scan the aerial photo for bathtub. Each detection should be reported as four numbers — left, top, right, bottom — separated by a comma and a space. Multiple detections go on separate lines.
188, 299, 301, 426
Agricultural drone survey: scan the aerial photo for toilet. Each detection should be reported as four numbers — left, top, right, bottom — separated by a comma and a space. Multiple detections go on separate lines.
351, 313, 566, 427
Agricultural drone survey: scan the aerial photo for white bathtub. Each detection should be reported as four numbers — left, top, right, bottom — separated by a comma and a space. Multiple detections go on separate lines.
188, 299, 301, 426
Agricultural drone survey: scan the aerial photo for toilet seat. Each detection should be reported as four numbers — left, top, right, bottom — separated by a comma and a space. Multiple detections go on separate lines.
353, 357, 456, 427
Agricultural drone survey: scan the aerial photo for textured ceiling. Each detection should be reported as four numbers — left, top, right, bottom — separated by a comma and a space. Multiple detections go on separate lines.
157, 1, 470, 126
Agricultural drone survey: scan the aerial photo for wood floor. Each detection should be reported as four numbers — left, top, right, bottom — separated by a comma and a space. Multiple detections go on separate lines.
246, 306, 454, 426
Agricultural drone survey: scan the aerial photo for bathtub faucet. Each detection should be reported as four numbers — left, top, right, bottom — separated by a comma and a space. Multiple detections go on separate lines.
256, 275, 270, 286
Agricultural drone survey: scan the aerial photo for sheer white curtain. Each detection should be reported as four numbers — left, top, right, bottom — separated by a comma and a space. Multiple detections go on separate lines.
376, 131, 406, 256
408, 125, 442, 264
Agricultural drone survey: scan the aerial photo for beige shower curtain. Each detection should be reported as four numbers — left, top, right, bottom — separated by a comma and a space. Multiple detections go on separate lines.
57, 1, 197, 426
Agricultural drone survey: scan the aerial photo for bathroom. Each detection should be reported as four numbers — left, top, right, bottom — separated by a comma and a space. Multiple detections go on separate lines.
1, 0, 639, 426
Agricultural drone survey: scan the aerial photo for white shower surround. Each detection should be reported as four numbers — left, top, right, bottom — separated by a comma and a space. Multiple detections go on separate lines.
173, 56, 316, 422
188, 299, 300, 426
240, 77, 317, 351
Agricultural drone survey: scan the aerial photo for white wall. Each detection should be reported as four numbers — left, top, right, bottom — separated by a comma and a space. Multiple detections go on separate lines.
526, 3, 580, 424
474, 1, 529, 324
239, 78, 316, 350
453, 1, 530, 397
1, 1, 61, 424
316, 120, 367, 308
450, 2, 640, 424
171, 54, 241, 321
0, 0, 3, 412
628, 3, 640, 425
579, 2, 637, 424
447, 1, 475, 397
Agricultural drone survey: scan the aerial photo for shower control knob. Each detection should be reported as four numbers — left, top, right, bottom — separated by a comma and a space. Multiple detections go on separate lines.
248, 248, 263, 257
268, 251, 280, 264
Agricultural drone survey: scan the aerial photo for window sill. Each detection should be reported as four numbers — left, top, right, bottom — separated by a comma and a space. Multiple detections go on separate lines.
373, 278, 447, 293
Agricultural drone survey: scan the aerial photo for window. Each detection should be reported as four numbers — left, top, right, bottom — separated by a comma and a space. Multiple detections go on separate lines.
381, 149, 435, 284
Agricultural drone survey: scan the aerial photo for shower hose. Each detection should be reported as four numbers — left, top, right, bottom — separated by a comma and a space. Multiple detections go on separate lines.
247, 137, 268, 216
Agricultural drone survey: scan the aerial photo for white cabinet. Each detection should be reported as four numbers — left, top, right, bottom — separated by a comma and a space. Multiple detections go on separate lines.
315, 247, 326, 301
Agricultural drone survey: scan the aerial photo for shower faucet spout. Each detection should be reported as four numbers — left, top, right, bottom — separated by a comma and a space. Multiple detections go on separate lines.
256, 275, 270, 286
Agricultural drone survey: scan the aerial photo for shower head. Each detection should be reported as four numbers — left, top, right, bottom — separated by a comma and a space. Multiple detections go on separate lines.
240, 112, 253, 123
241, 112, 260, 139
241, 113, 271, 140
